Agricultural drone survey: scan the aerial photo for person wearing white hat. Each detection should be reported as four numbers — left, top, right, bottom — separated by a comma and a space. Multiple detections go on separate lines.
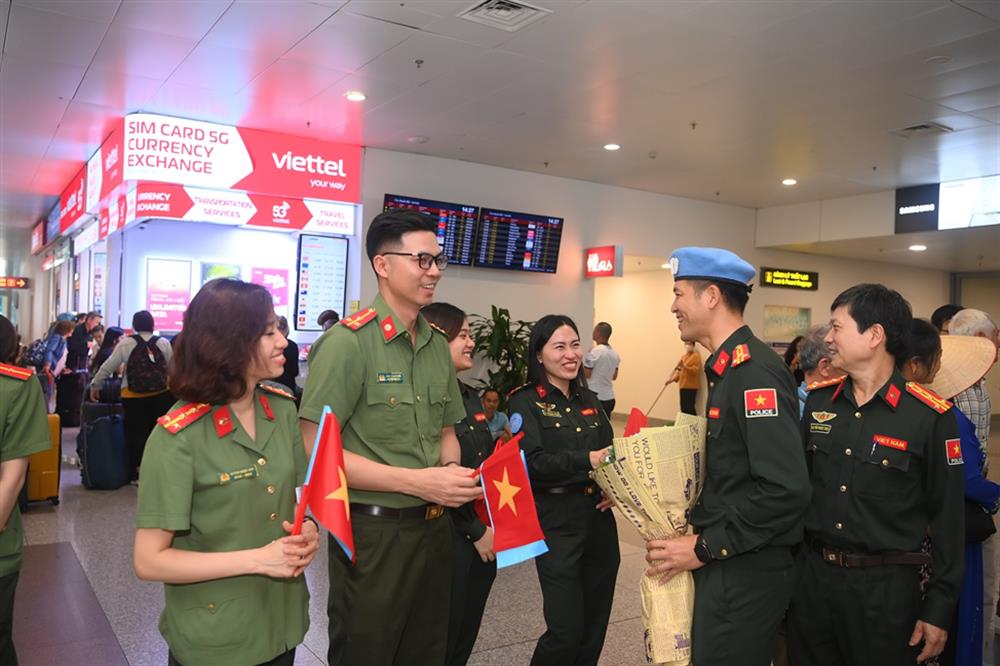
900, 318, 999, 666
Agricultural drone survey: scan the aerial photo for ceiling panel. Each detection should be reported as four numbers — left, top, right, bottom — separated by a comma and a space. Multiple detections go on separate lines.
112, 0, 231, 40
203, 0, 339, 58
283, 11, 415, 71
936, 83, 1000, 113
345, 0, 439, 29
3, 3, 109, 67
73, 68, 164, 111
241, 59, 349, 104
12, 0, 118, 22
357, 32, 486, 87
900, 59, 1000, 101
168, 41, 276, 93
0, 55, 87, 100
89, 23, 199, 79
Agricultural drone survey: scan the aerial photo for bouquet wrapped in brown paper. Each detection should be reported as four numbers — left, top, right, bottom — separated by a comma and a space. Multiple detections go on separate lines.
592, 413, 707, 665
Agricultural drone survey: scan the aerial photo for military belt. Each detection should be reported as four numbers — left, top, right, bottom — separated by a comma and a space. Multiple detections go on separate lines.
536, 482, 599, 497
808, 538, 931, 568
351, 502, 445, 521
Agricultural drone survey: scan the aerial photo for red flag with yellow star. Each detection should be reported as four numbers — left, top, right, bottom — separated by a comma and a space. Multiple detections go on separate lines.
476, 434, 548, 568
293, 406, 355, 562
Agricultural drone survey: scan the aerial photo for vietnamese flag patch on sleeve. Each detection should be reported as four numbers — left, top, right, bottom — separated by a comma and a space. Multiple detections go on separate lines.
744, 388, 779, 418
945, 438, 963, 466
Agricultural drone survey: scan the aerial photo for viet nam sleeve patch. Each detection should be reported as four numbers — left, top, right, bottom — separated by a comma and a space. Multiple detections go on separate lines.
744, 388, 779, 418
945, 438, 964, 466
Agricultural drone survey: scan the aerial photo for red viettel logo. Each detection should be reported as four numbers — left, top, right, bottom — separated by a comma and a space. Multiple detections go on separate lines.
105, 144, 119, 170
585, 246, 617, 277
271, 151, 346, 177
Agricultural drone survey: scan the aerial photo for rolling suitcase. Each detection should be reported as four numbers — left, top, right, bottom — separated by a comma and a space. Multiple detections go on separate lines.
77, 401, 129, 490
26, 414, 61, 505
56, 369, 87, 427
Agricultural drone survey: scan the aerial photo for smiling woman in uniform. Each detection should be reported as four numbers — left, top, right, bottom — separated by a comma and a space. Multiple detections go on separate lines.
132, 279, 319, 666
507, 314, 619, 666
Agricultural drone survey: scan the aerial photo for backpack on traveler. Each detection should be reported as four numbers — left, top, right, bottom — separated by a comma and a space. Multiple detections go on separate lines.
125, 335, 168, 393
23, 337, 48, 368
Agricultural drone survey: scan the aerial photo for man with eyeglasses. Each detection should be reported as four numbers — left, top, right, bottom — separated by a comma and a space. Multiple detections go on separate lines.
300, 209, 482, 666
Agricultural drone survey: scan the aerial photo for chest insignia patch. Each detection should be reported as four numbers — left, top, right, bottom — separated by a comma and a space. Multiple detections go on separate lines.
219, 466, 259, 485
376, 372, 404, 384
581, 407, 597, 416
510, 412, 523, 434
810, 423, 832, 434
708, 407, 721, 419
537, 401, 561, 418
873, 434, 908, 452
811, 411, 837, 423
946, 438, 964, 465
744, 388, 778, 418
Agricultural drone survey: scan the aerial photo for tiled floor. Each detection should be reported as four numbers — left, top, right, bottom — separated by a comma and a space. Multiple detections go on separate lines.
18, 416, 1000, 665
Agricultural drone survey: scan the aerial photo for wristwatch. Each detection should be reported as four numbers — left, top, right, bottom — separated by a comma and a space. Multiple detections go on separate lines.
693, 536, 714, 564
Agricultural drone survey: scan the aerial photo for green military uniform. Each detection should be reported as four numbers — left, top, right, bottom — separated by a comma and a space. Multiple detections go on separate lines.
446, 381, 499, 666
0, 363, 52, 666
136, 383, 309, 666
788, 372, 965, 666
691, 326, 811, 666
300, 294, 465, 666
508, 379, 620, 666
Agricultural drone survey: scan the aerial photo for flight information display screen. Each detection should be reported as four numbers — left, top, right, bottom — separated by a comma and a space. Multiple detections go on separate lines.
474, 208, 563, 274
383, 193, 479, 266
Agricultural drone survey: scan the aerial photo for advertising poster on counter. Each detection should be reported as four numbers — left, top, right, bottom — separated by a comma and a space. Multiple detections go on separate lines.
147, 258, 192, 331
251, 267, 289, 307
201, 262, 242, 285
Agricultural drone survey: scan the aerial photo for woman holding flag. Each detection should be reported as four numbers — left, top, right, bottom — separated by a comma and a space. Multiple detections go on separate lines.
133, 279, 319, 666
421, 302, 499, 666
508, 314, 620, 666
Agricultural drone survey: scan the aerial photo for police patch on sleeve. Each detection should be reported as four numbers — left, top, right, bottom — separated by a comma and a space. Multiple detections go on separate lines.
510, 412, 523, 434
945, 438, 963, 465
744, 388, 778, 418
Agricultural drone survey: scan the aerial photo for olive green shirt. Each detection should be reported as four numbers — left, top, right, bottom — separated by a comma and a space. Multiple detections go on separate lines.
136, 385, 309, 666
691, 326, 811, 561
300, 294, 465, 508
508, 379, 613, 488
803, 371, 965, 628
451, 381, 496, 541
0, 369, 51, 578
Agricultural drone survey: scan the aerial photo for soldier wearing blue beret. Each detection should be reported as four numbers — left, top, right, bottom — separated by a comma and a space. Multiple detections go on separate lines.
645, 247, 811, 666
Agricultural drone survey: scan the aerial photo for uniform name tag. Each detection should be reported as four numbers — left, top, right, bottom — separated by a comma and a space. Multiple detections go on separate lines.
474, 412, 487, 422
219, 466, 259, 485
708, 407, 720, 419
946, 438, 963, 465
581, 408, 597, 416
377, 372, 404, 384
810, 423, 832, 434
873, 434, 908, 452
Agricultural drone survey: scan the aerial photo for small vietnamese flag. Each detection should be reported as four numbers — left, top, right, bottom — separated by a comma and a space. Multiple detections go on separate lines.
476, 434, 548, 568
624, 407, 648, 436
293, 406, 355, 562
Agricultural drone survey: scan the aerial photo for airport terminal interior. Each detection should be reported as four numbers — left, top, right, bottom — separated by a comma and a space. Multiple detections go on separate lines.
1, 0, 1000, 665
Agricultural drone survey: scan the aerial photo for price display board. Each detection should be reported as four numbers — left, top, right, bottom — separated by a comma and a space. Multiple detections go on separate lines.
474, 208, 563, 274
295, 234, 348, 332
383, 193, 478, 266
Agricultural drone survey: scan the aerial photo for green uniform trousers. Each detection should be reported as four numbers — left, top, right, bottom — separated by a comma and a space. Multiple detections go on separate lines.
0, 571, 18, 666
788, 548, 922, 666
531, 493, 620, 666
691, 546, 796, 666
327, 511, 452, 666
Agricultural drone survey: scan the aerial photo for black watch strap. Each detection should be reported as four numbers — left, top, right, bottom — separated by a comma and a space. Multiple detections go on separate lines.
694, 536, 714, 564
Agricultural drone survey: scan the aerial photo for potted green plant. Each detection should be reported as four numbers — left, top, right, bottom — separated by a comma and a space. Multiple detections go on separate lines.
468, 305, 533, 407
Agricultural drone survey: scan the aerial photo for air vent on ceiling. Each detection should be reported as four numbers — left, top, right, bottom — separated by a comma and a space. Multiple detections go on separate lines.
889, 121, 954, 139
457, 0, 553, 32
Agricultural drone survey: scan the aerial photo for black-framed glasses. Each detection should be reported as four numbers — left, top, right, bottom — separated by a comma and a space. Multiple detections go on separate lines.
381, 251, 449, 271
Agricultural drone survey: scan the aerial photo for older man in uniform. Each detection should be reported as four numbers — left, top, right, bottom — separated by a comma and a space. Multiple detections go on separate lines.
300, 210, 483, 666
645, 247, 811, 666
788, 284, 965, 665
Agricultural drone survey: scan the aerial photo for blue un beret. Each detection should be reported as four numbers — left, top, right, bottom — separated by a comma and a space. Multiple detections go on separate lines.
668, 247, 755, 289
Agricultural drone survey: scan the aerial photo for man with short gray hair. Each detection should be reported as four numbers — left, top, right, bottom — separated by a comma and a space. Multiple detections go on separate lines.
795, 324, 840, 417
947, 307, 998, 664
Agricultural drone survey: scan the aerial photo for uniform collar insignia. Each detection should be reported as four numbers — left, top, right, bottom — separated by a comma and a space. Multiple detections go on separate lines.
381, 315, 399, 342
711, 349, 731, 376
213, 405, 234, 438
883, 383, 901, 409
259, 394, 274, 421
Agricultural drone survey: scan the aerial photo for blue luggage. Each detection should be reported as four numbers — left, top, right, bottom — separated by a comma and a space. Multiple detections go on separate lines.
77, 402, 129, 490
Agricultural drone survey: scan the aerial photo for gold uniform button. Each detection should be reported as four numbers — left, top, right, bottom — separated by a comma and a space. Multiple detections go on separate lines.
845, 448, 852, 456
709, 381, 715, 388
881, 459, 889, 467
266, 484, 276, 494
576, 427, 582, 432
416, 395, 421, 402
565, 407, 571, 413
389, 397, 397, 406
257, 457, 267, 466
855, 412, 862, 419
835, 522, 843, 530
839, 485, 847, 492
269, 512, 278, 521
207, 603, 216, 611
720, 548, 729, 557
555, 422, 561, 428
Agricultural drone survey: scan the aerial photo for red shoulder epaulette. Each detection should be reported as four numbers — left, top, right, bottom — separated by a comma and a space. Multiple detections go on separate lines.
507, 382, 533, 400
258, 382, 294, 400
906, 382, 952, 414
807, 375, 846, 391
731, 343, 751, 367
0, 362, 33, 381
428, 322, 448, 337
340, 308, 377, 331
157, 402, 212, 434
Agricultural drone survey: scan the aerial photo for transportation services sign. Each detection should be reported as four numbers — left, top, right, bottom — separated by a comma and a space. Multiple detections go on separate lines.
760, 266, 819, 291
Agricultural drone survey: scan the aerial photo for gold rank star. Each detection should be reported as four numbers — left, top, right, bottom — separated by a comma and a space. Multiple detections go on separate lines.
755, 395, 767, 406
326, 467, 351, 521
493, 467, 521, 516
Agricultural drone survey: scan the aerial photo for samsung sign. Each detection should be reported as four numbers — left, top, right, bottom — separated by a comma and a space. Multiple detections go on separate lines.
895, 184, 939, 233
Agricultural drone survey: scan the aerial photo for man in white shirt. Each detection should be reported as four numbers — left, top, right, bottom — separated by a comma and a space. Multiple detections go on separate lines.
584, 322, 621, 417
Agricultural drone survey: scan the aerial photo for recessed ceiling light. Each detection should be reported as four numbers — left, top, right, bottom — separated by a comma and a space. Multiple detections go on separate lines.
345, 90, 367, 102
909, 244, 927, 252
925, 55, 952, 65
782, 178, 797, 186
604, 143, 621, 151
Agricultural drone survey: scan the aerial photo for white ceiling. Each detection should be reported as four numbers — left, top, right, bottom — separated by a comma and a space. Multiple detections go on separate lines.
1, 0, 999, 246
